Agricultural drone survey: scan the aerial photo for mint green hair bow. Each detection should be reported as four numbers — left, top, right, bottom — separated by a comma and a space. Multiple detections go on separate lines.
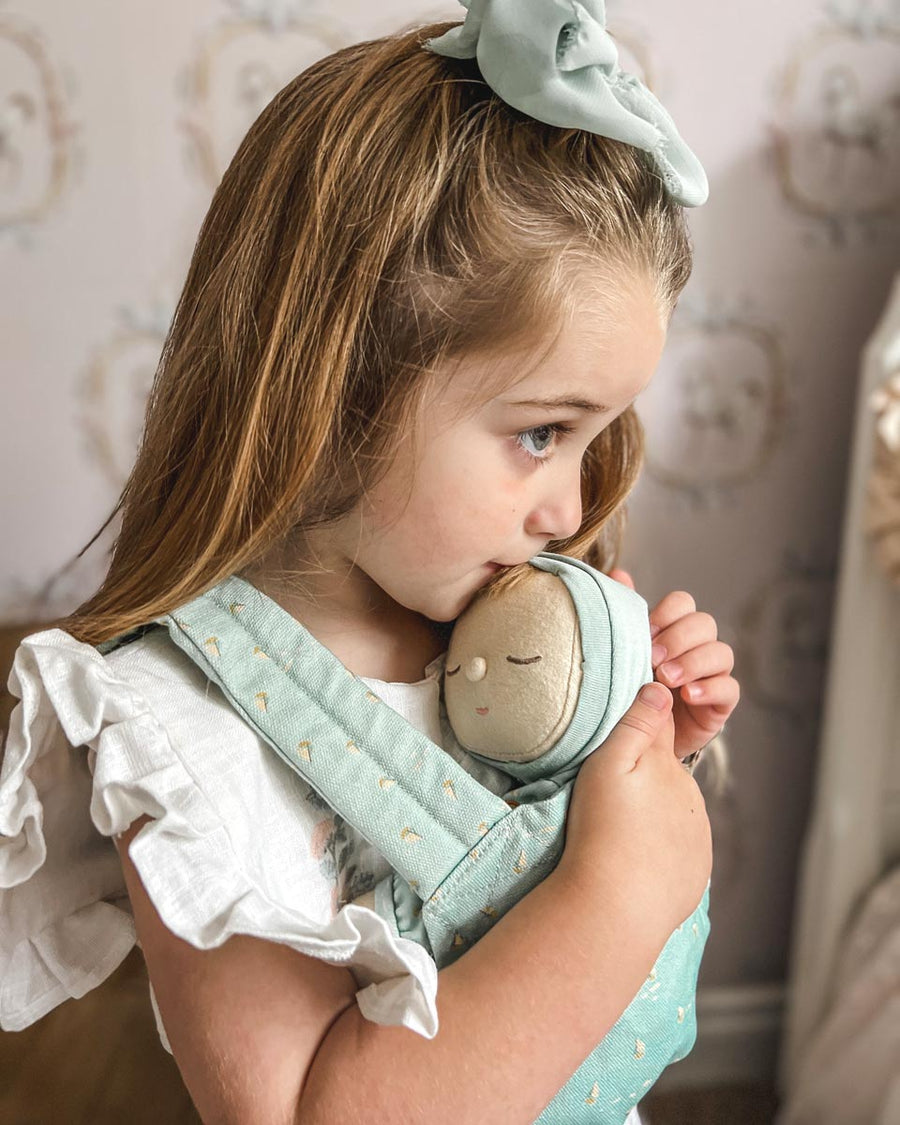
423, 0, 709, 208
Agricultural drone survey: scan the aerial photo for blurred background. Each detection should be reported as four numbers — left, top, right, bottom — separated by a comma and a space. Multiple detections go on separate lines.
1, 0, 899, 1122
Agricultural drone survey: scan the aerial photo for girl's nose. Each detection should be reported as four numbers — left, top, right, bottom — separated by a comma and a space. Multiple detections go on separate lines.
525, 472, 583, 543
465, 657, 487, 682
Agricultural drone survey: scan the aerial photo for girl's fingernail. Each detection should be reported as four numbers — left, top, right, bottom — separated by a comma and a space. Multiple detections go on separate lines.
660, 661, 683, 683
641, 683, 669, 709
686, 685, 702, 700
650, 624, 662, 638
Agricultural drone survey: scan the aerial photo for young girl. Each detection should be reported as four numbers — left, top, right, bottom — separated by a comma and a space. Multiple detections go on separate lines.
0, 9, 738, 1123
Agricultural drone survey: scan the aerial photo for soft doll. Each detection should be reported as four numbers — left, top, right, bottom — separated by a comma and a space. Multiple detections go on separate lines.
351, 549, 659, 917
343, 551, 710, 1123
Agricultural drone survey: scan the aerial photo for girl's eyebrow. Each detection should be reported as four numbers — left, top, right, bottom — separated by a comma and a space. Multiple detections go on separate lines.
504, 395, 611, 413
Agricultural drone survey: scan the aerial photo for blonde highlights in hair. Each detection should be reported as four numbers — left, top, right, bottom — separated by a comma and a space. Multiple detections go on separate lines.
58, 20, 694, 645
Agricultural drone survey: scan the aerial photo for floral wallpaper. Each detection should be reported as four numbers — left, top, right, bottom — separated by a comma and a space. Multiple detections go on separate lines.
1, 0, 899, 1080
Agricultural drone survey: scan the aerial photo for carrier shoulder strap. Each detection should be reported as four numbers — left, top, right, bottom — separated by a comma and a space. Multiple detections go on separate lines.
119, 575, 514, 902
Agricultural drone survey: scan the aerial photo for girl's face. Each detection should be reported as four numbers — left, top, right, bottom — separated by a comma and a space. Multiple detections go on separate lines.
334, 279, 667, 624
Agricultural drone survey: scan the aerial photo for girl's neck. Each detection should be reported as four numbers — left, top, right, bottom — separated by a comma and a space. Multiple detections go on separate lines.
239, 548, 449, 684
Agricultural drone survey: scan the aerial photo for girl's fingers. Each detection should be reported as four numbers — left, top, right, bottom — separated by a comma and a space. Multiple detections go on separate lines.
652, 610, 717, 653
653, 640, 734, 687
592, 682, 674, 760
679, 674, 740, 712
648, 591, 697, 632
652, 615, 723, 664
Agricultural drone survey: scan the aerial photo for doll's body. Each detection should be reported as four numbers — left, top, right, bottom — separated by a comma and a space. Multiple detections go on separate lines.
348, 553, 711, 1124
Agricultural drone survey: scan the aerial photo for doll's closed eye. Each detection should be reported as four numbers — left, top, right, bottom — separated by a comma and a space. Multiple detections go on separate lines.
446, 656, 542, 673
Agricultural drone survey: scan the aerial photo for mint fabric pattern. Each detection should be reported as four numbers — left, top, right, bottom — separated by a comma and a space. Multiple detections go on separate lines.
97, 552, 710, 1124
423, 0, 709, 208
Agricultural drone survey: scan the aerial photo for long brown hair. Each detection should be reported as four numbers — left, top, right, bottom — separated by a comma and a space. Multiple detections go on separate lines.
57, 20, 694, 646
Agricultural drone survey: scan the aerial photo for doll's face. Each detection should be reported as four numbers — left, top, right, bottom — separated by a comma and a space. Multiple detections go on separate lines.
444, 570, 582, 760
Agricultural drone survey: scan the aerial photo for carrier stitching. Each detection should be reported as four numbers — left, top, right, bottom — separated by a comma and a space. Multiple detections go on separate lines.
169, 584, 511, 863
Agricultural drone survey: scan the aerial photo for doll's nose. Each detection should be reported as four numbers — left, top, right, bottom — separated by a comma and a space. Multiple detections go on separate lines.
465, 657, 487, 682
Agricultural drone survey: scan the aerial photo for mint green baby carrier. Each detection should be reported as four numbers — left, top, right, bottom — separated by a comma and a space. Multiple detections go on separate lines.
98, 552, 710, 1124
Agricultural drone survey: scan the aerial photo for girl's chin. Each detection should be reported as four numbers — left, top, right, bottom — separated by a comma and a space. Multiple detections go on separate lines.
433, 583, 484, 622
418, 567, 500, 623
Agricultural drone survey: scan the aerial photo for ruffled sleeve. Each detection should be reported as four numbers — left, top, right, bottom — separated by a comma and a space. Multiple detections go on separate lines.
0, 628, 439, 1051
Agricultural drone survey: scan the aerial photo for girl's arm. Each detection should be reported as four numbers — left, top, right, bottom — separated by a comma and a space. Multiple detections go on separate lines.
300, 867, 664, 1125
114, 815, 360, 1125
116, 815, 660, 1125
115, 685, 705, 1125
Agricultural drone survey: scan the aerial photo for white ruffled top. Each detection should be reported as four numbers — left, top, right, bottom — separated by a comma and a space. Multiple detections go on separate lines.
0, 624, 644, 1125
0, 625, 514, 1048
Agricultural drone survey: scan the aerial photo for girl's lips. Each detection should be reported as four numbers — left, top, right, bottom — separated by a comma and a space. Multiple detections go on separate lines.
475, 706, 489, 715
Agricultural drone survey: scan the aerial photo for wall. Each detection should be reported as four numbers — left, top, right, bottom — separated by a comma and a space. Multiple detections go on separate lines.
1, 0, 899, 1085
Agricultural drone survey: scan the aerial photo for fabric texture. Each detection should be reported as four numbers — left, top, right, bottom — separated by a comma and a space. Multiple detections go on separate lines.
776, 862, 900, 1125
0, 626, 509, 1050
423, 0, 709, 208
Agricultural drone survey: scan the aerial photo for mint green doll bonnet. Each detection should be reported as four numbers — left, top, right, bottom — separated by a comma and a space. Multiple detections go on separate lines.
443, 552, 660, 804
422, 0, 709, 208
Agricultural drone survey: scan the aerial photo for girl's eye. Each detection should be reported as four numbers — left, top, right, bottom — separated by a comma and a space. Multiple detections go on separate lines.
514, 422, 576, 465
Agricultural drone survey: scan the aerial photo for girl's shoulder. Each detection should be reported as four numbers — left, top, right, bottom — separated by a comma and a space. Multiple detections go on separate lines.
101, 624, 258, 746
6, 624, 274, 803
0, 626, 439, 1047
2, 625, 375, 895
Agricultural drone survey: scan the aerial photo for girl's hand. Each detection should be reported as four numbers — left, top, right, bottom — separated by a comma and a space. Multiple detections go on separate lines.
607, 568, 740, 761
559, 680, 712, 939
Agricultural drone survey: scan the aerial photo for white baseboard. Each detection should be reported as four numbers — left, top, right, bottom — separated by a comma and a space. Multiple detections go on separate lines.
652, 983, 785, 1091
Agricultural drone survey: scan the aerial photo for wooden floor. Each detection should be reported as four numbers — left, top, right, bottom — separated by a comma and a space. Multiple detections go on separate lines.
0, 946, 781, 1123
642, 1082, 782, 1124
1, 949, 201, 1125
